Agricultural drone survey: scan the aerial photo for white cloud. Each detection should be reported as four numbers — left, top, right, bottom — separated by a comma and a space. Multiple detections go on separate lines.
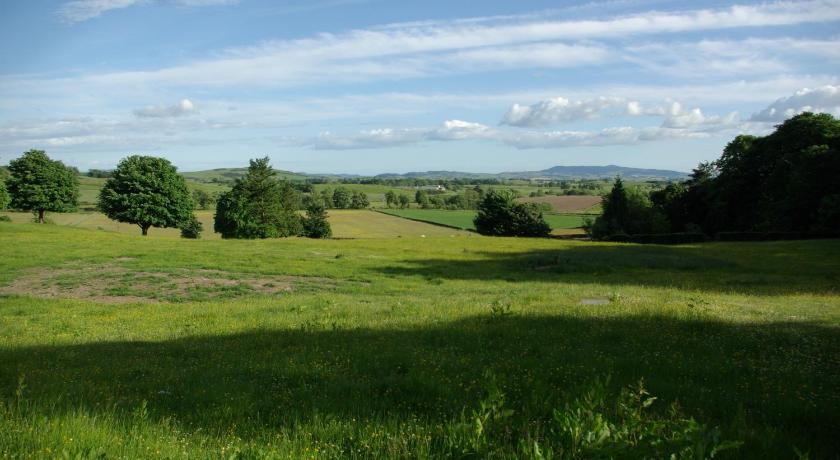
57, 0, 143, 23
133, 99, 196, 118
750, 85, 840, 122
33, 1, 840, 87
502, 96, 627, 127
57, 0, 238, 23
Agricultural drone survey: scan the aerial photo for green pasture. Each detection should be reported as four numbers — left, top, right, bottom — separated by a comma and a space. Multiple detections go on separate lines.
0, 221, 838, 457
378, 208, 592, 231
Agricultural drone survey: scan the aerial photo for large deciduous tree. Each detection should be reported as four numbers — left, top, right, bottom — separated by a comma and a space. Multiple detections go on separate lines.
98, 155, 194, 236
7, 150, 78, 222
213, 157, 302, 239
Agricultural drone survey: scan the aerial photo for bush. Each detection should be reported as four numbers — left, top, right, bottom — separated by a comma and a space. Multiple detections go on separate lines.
0, 215, 11, 223
474, 189, 551, 237
179, 216, 203, 239
302, 198, 332, 238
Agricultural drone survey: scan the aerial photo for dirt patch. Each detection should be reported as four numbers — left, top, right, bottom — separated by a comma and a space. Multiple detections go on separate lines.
518, 195, 601, 212
1, 263, 336, 303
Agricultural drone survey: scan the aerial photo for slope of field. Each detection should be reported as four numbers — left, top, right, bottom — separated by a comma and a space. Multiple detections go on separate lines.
378, 208, 590, 231
1, 223, 839, 457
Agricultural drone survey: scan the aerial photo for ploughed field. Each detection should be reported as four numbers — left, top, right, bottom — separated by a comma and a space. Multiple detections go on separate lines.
1, 222, 839, 458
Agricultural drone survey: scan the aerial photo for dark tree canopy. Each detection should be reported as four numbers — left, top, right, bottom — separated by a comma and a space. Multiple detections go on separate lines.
214, 157, 302, 239
302, 198, 332, 238
332, 187, 351, 209
7, 150, 79, 222
384, 191, 397, 208
0, 179, 9, 210
588, 112, 840, 239
474, 189, 551, 237
98, 155, 194, 236
350, 191, 369, 209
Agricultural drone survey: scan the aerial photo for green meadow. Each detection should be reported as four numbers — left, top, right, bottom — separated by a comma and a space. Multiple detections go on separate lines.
0, 222, 839, 458
378, 208, 591, 232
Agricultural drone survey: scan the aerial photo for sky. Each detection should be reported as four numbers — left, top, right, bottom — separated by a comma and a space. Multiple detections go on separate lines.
0, 0, 839, 174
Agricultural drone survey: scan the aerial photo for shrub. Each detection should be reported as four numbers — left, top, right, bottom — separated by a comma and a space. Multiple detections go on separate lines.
179, 216, 203, 239
474, 189, 551, 237
302, 198, 332, 238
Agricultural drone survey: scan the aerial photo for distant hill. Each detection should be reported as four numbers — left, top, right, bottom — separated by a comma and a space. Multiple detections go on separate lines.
375, 165, 687, 181
177, 164, 687, 183
180, 168, 308, 183
502, 165, 687, 180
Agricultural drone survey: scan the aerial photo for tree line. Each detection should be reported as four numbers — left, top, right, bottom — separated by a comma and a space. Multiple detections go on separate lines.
589, 113, 840, 239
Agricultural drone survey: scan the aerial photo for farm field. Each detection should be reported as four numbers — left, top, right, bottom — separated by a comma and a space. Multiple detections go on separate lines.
1, 222, 839, 457
0, 210, 463, 240
378, 208, 591, 232
518, 195, 602, 213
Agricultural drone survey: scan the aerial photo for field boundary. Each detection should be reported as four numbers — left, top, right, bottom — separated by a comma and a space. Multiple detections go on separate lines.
373, 209, 474, 232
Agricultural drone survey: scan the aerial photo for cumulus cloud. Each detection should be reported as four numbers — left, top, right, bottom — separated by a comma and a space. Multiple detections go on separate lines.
502, 96, 627, 127
750, 85, 840, 122
133, 99, 196, 118
314, 120, 494, 150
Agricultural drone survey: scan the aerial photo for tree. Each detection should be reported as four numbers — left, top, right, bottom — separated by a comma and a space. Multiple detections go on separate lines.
99, 155, 194, 236
213, 157, 302, 239
350, 191, 369, 209
192, 189, 215, 210
179, 216, 203, 239
415, 190, 430, 208
0, 179, 9, 210
474, 189, 551, 237
320, 188, 335, 209
332, 187, 351, 209
587, 178, 668, 239
384, 191, 397, 208
302, 198, 332, 238
398, 194, 410, 209
7, 150, 78, 223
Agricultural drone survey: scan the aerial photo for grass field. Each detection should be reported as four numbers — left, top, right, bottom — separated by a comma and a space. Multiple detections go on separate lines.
378, 208, 592, 232
0, 222, 838, 458
0, 210, 464, 240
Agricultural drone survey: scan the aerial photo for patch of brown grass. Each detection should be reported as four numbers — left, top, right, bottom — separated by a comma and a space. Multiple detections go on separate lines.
1, 261, 336, 303
517, 195, 601, 212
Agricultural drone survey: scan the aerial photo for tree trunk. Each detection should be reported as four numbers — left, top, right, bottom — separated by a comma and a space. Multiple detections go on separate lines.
141, 224, 149, 236
38, 209, 45, 223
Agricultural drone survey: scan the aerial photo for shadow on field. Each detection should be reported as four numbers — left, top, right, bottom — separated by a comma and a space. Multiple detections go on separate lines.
375, 242, 840, 295
1, 315, 839, 455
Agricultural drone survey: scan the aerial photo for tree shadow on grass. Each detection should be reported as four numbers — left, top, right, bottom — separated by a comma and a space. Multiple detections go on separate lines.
375, 242, 840, 295
1, 314, 839, 455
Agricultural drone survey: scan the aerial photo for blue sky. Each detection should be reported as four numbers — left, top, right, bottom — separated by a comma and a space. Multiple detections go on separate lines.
1, 0, 839, 174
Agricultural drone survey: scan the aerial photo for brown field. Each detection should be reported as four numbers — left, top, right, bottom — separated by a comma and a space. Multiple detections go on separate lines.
518, 195, 601, 212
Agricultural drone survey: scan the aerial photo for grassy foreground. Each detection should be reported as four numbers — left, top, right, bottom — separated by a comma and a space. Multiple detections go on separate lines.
1, 222, 839, 458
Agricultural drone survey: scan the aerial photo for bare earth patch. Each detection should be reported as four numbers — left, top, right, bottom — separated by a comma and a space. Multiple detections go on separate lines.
1, 262, 336, 303
517, 195, 601, 212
